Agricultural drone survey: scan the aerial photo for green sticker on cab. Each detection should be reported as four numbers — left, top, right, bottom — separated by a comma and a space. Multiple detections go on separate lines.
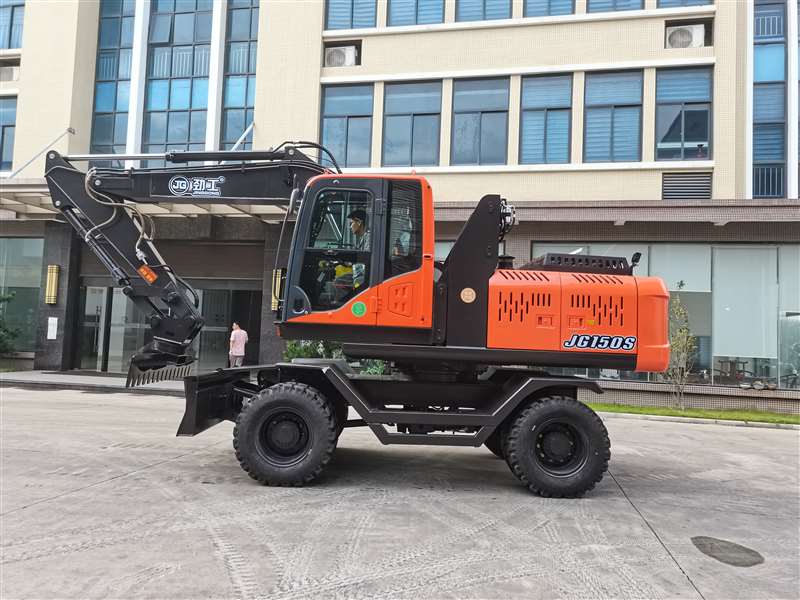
351, 301, 367, 317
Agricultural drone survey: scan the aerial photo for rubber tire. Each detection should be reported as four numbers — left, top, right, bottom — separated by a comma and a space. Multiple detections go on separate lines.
484, 429, 504, 458
505, 396, 610, 498
233, 382, 337, 486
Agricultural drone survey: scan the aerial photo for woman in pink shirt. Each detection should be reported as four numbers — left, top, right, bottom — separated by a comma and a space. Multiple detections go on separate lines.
229, 322, 248, 367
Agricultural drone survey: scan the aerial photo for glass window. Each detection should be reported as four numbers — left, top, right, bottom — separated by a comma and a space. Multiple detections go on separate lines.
0, 97, 16, 170
456, 0, 511, 21
388, 0, 444, 25
712, 246, 779, 385
91, 0, 135, 166
383, 81, 441, 166
300, 190, 373, 310
524, 0, 573, 16
451, 78, 509, 165
386, 180, 423, 277
221, 0, 258, 150
755, 44, 786, 83
655, 68, 712, 160
587, 0, 642, 13
778, 246, 800, 390
0, 238, 44, 352
0, 0, 25, 50
584, 71, 642, 162
520, 75, 571, 164
321, 84, 374, 168
325, 0, 377, 29
142, 0, 214, 164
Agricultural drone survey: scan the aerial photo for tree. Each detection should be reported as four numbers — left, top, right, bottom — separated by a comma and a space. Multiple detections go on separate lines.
666, 281, 697, 410
0, 292, 19, 354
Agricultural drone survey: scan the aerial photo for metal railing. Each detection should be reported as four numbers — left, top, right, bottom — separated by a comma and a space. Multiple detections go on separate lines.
753, 164, 785, 198
755, 12, 785, 40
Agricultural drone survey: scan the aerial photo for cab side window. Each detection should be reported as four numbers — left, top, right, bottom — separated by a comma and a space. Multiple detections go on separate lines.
386, 181, 423, 277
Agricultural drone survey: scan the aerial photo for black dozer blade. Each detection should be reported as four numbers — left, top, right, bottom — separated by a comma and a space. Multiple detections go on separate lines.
126, 349, 195, 388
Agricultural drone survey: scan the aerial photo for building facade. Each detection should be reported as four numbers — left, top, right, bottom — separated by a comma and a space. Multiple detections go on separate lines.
0, 0, 798, 392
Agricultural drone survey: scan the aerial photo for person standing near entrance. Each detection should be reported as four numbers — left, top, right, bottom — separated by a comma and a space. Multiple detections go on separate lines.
229, 321, 248, 367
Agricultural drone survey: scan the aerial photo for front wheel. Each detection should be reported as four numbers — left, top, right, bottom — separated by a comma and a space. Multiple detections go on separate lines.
505, 396, 610, 498
233, 382, 337, 486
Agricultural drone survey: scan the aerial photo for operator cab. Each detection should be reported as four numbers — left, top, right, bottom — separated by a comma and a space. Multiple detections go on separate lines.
279, 175, 435, 342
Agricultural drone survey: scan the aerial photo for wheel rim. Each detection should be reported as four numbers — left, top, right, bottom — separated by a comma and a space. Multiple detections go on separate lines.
532, 418, 589, 478
256, 409, 312, 467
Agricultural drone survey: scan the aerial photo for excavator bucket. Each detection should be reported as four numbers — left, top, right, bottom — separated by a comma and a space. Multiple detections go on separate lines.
125, 349, 195, 388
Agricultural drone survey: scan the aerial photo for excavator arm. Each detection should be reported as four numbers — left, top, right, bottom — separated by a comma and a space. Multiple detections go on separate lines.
44, 143, 332, 386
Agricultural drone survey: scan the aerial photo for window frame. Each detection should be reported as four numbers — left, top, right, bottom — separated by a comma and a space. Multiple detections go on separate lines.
319, 84, 375, 168
387, 0, 445, 26
0, 96, 16, 172
752, 0, 787, 198
141, 0, 214, 166
518, 74, 573, 165
655, 67, 713, 161
450, 77, 510, 166
0, 0, 24, 50
455, 0, 512, 22
221, 0, 259, 150
583, 70, 643, 163
381, 80, 442, 167
586, 0, 643, 13
523, 0, 574, 17
325, 0, 377, 30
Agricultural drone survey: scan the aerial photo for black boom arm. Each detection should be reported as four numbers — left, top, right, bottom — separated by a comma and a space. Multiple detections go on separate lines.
43, 144, 330, 385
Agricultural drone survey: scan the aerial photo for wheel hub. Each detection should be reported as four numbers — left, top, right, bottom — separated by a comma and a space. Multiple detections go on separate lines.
261, 412, 309, 458
542, 431, 572, 461
534, 421, 585, 474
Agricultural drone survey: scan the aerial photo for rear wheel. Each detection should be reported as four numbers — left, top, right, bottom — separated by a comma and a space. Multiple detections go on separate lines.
233, 382, 337, 486
505, 396, 610, 498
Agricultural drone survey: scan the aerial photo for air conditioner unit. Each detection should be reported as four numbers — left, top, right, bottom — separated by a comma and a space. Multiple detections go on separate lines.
324, 45, 358, 68
0, 65, 19, 83
665, 24, 705, 49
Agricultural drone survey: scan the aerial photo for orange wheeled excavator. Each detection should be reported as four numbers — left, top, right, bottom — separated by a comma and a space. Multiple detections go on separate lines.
45, 142, 669, 497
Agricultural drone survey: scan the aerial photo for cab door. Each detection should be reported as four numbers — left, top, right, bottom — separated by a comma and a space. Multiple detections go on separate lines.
376, 178, 434, 329
283, 179, 383, 327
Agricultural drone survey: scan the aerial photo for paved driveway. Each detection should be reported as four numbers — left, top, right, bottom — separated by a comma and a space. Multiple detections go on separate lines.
1, 386, 798, 599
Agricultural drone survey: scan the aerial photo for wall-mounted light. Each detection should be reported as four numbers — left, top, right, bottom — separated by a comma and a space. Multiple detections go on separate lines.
45, 265, 59, 304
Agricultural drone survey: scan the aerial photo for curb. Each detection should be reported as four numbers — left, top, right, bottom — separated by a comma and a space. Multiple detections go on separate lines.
597, 411, 800, 430
0, 379, 184, 398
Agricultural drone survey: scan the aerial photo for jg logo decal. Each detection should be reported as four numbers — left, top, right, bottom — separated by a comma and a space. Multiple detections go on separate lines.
351, 301, 367, 318
168, 175, 226, 197
563, 334, 636, 351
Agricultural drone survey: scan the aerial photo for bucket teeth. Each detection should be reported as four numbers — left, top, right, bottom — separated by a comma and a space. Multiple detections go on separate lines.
126, 362, 193, 389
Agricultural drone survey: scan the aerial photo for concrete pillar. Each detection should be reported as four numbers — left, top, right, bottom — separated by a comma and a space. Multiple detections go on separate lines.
33, 222, 81, 371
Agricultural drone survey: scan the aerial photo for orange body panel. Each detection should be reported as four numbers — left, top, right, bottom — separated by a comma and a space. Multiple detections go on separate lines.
634, 276, 670, 371
487, 269, 670, 372
289, 175, 435, 329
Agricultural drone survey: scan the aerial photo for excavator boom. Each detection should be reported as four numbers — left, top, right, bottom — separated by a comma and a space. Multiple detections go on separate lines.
44, 143, 332, 385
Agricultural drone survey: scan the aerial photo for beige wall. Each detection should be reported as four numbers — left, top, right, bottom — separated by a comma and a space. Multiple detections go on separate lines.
420, 169, 664, 202
11, 0, 99, 177
252, 0, 325, 149
321, 12, 715, 79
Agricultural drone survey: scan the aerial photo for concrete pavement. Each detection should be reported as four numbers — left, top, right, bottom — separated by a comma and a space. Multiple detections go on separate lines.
1, 386, 798, 599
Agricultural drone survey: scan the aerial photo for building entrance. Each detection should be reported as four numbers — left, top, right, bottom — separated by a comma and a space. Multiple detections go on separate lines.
76, 286, 262, 373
